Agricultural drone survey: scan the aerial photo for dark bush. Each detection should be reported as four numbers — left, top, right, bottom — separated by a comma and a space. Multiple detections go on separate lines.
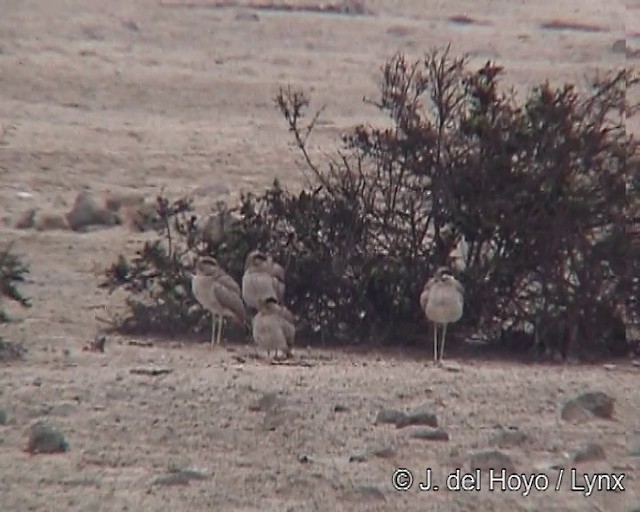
102, 47, 638, 358
0, 242, 30, 360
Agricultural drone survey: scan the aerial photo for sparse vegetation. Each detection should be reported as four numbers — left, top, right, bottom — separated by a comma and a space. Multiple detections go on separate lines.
0, 242, 30, 361
103, 47, 639, 358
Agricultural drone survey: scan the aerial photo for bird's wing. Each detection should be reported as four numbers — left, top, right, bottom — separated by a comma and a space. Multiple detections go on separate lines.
212, 282, 246, 324
215, 270, 242, 296
419, 278, 435, 311
271, 262, 286, 283
277, 304, 296, 325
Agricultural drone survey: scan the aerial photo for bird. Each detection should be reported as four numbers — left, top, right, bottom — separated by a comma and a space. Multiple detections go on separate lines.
420, 266, 464, 363
242, 250, 286, 313
191, 256, 246, 347
252, 296, 296, 360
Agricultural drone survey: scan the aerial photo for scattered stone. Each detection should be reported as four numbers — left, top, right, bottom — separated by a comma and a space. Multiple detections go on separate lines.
127, 340, 153, 348
375, 408, 408, 425
333, 403, 350, 413
470, 450, 516, 473
129, 366, 173, 376
396, 410, 438, 429
34, 211, 69, 231
297, 453, 313, 463
66, 191, 119, 231
561, 391, 615, 422
341, 485, 386, 503
628, 437, 640, 457
612, 39, 626, 53
121, 202, 161, 232
33, 377, 42, 387
533, 460, 563, 472
572, 443, 606, 464
249, 392, 281, 412
45, 403, 77, 417
603, 363, 616, 371
234, 10, 260, 22
200, 204, 239, 245
83, 335, 107, 353
0, 339, 27, 362
490, 429, 529, 448
371, 445, 396, 459
408, 427, 449, 441
441, 362, 462, 372
152, 468, 208, 486
104, 191, 145, 212
0, 407, 7, 425
26, 422, 69, 454
262, 409, 287, 431
348, 452, 368, 463
13, 208, 37, 229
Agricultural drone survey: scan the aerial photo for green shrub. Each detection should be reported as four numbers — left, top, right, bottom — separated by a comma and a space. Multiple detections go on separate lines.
102, 47, 638, 358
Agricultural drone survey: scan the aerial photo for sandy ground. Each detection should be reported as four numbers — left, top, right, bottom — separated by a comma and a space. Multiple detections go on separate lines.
0, 0, 639, 510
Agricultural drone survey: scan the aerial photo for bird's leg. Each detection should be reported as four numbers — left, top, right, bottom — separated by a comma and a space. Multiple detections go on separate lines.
440, 323, 448, 363
210, 314, 217, 348
433, 322, 438, 362
217, 316, 225, 346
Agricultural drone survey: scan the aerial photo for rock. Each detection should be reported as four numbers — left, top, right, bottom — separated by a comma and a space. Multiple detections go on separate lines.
151, 468, 208, 486
104, 191, 145, 212
121, 202, 161, 232
490, 429, 529, 448
341, 485, 386, 503
66, 191, 119, 231
409, 427, 449, 441
561, 391, 615, 422
572, 443, 606, 464
612, 39, 626, 53
249, 392, 282, 412
348, 452, 368, 463
628, 436, 640, 457
297, 453, 313, 463
26, 422, 69, 454
13, 208, 37, 229
200, 204, 238, 245
396, 410, 438, 429
470, 450, 516, 473
34, 211, 70, 231
371, 445, 396, 459
375, 408, 408, 425
0, 407, 7, 425
46, 403, 77, 417
333, 403, 350, 413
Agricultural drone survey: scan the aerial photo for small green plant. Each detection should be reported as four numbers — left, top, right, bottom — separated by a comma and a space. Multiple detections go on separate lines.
0, 242, 30, 360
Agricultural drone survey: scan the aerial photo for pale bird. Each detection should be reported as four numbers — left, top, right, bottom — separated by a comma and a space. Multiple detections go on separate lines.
242, 250, 286, 312
191, 256, 246, 347
420, 266, 464, 363
252, 296, 296, 360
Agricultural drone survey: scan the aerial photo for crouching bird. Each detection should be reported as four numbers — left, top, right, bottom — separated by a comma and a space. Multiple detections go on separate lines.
252, 296, 295, 361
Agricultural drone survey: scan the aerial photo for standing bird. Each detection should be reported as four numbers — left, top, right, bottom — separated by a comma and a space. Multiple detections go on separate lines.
252, 296, 296, 360
420, 266, 464, 363
242, 250, 286, 312
191, 256, 246, 347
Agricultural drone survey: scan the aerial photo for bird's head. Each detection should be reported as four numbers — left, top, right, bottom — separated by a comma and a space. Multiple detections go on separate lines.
258, 296, 279, 310
435, 266, 454, 280
245, 249, 268, 270
195, 256, 219, 276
